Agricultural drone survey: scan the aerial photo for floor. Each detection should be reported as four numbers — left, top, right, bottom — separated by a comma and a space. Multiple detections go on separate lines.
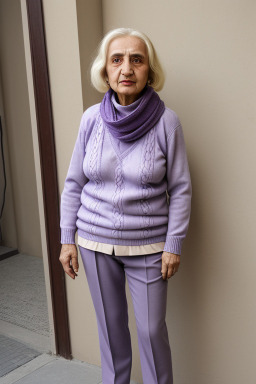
0, 248, 138, 383
0, 334, 40, 378
1, 353, 103, 384
0, 253, 50, 337
0, 245, 18, 261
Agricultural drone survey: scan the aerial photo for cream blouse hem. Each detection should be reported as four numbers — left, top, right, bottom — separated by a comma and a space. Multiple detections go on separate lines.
77, 236, 165, 256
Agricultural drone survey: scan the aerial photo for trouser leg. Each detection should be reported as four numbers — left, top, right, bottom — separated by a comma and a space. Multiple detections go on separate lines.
79, 246, 132, 384
124, 252, 173, 384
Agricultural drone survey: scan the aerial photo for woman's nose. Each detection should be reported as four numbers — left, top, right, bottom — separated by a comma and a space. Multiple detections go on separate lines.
121, 59, 134, 76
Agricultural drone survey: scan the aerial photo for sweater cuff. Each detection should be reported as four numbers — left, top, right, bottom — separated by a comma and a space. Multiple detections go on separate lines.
61, 228, 76, 244
163, 236, 183, 255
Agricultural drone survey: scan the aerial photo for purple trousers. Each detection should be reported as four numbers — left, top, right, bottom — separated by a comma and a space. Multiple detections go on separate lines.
79, 246, 173, 384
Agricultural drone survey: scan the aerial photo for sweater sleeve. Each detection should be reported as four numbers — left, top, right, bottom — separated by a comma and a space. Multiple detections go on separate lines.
163, 123, 192, 255
60, 113, 88, 244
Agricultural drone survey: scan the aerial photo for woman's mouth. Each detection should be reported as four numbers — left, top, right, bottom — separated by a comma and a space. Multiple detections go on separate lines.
120, 80, 135, 85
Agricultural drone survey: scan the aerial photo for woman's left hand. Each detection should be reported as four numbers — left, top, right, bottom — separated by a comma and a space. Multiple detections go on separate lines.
161, 252, 180, 280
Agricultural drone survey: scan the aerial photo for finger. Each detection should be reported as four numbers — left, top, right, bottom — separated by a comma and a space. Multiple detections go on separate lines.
71, 255, 79, 273
69, 259, 78, 277
167, 267, 174, 279
64, 264, 77, 279
161, 259, 168, 280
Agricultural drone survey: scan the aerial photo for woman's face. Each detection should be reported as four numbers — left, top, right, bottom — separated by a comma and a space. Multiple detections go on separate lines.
105, 36, 150, 106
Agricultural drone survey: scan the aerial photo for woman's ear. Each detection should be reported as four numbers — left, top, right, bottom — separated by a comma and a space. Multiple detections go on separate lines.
147, 69, 153, 85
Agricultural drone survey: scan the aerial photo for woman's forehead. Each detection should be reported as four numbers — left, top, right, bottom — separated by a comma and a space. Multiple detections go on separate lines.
107, 36, 148, 56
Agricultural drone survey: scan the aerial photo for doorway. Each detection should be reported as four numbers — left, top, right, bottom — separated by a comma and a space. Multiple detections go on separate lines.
0, 0, 71, 377
0, 0, 51, 376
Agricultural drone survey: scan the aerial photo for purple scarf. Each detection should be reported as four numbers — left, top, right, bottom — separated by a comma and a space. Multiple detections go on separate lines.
100, 86, 165, 142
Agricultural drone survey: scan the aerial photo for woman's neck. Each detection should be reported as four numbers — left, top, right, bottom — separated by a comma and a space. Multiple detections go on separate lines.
115, 92, 142, 106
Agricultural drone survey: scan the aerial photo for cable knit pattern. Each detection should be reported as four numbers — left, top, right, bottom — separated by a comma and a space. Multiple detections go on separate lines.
112, 163, 125, 239
87, 117, 105, 238
137, 127, 155, 239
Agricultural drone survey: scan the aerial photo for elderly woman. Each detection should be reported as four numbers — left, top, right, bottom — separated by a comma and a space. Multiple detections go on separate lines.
59, 28, 192, 384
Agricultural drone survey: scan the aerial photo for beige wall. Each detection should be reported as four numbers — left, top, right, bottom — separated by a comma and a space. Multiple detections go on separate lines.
76, 0, 103, 109
43, 0, 256, 383
102, 1, 256, 383
42, 0, 103, 364
0, 0, 42, 257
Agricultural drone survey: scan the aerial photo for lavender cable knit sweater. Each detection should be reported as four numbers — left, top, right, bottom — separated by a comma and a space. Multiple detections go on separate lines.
60, 98, 192, 255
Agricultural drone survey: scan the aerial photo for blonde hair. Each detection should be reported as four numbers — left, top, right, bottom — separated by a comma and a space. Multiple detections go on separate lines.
91, 28, 165, 93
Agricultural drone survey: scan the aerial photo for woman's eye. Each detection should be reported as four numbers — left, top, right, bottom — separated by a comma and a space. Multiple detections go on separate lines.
132, 57, 142, 63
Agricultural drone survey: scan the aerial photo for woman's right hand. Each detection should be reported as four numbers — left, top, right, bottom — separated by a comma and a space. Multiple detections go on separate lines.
59, 244, 79, 279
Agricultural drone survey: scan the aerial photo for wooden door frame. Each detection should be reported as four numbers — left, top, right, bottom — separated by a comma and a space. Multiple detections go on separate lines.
26, 0, 71, 359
